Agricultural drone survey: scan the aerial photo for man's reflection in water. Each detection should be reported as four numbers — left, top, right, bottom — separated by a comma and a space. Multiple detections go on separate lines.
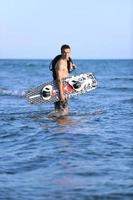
48, 111, 78, 126
56, 116, 77, 126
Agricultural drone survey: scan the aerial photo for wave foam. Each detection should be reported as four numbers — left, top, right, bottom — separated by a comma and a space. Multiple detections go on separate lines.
0, 88, 25, 97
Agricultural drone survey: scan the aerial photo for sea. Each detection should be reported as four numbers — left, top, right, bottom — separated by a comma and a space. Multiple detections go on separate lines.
0, 59, 133, 200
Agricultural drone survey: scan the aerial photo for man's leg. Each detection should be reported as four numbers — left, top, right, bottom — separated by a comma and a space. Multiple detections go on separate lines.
54, 100, 68, 115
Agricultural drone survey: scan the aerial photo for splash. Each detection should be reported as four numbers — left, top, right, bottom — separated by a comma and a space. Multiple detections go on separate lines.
0, 88, 25, 97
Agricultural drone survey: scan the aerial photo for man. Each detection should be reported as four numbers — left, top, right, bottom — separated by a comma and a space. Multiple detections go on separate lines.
50, 44, 75, 115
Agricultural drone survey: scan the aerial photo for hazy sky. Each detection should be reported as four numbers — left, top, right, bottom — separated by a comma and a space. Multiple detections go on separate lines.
0, 0, 132, 59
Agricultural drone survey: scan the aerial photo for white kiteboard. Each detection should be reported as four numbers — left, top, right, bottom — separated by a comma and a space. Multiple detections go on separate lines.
25, 73, 97, 104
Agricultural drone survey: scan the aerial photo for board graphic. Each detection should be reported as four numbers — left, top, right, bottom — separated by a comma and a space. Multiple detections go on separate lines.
25, 73, 97, 104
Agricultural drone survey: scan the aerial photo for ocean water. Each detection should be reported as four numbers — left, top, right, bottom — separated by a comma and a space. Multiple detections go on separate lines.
0, 59, 133, 200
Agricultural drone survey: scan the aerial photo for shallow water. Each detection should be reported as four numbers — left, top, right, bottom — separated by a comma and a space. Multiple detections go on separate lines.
0, 59, 133, 199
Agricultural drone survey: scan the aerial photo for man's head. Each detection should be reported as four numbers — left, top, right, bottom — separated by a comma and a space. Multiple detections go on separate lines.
61, 44, 71, 60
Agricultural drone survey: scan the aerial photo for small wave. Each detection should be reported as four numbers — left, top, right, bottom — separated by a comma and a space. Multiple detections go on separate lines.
122, 98, 133, 104
0, 88, 25, 97
109, 87, 133, 91
111, 77, 133, 81
26, 63, 36, 67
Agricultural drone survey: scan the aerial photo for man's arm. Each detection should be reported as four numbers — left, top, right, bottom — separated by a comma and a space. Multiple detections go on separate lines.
55, 60, 66, 101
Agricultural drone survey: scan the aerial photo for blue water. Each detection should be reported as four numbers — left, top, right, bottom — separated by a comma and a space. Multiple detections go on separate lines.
0, 59, 133, 200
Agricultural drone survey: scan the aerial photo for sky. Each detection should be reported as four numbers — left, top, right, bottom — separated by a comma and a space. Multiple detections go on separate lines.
0, 0, 132, 59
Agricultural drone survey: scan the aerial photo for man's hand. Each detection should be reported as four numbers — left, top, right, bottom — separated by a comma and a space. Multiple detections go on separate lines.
72, 63, 76, 69
70, 63, 76, 72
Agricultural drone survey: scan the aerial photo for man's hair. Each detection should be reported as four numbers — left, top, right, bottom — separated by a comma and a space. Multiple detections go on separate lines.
61, 44, 71, 52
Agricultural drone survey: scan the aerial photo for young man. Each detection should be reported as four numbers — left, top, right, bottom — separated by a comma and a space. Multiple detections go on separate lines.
51, 44, 75, 115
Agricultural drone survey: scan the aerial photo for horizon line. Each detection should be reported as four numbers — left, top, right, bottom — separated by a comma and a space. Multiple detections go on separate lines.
0, 58, 133, 60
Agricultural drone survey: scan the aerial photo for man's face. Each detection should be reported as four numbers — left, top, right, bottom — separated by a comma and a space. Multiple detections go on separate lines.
61, 48, 71, 60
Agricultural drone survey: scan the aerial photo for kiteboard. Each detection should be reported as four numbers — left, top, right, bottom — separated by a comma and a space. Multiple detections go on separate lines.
25, 73, 97, 105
